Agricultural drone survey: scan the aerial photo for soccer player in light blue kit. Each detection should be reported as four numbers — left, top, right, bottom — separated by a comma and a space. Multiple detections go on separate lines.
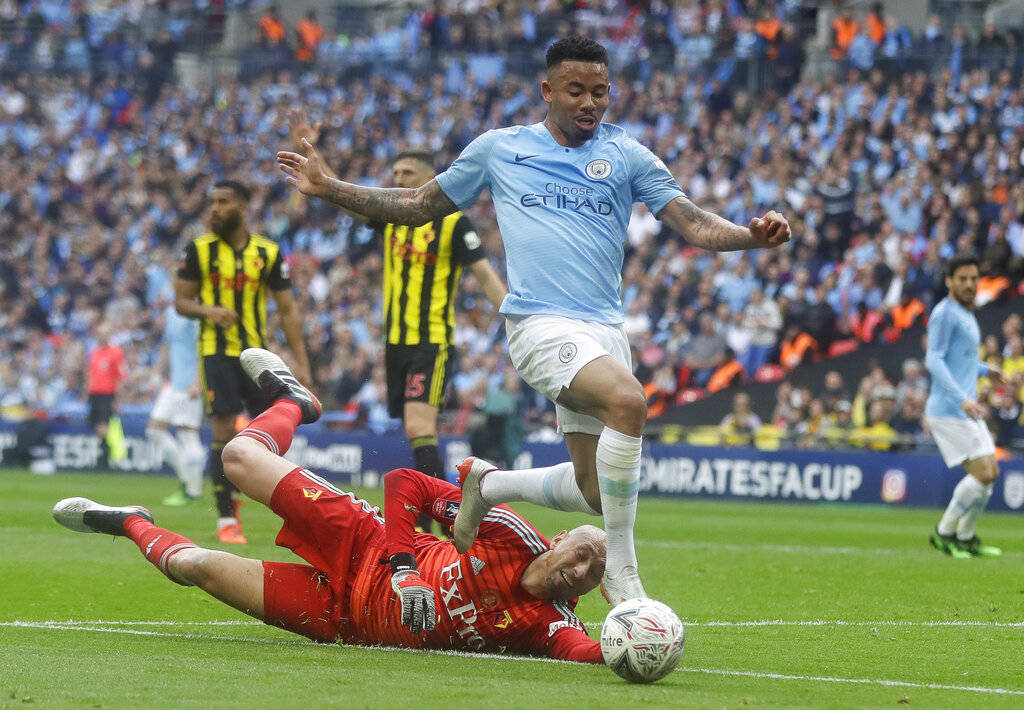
148, 299, 206, 506
278, 36, 791, 603
925, 254, 1005, 558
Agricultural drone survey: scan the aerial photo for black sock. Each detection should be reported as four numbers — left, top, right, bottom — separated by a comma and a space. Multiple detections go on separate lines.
412, 437, 445, 533
209, 441, 235, 518
412, 437, 444, 479
97, 438, 110, 469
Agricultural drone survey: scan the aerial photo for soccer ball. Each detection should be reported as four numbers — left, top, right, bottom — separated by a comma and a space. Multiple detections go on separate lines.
600, 597, 686, 683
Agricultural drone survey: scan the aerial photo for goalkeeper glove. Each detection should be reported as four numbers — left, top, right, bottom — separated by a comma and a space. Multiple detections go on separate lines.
389, 553, 437, 634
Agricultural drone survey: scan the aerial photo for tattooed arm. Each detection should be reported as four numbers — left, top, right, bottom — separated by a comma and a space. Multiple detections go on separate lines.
317, 178, 457, 226
277, 140, 457, 226
657, 196, 791, 251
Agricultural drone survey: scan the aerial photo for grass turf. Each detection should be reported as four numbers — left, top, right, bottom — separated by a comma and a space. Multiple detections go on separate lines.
1, 468, 1023, 709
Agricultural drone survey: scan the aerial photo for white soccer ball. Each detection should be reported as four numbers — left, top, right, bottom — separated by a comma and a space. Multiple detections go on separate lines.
600, 597, 686, 683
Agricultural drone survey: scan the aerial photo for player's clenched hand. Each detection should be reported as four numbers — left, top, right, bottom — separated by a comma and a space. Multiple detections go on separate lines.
749, 211, 791, 248
277, 138, 328, 197
207, 306, 239, 328
391, 570, 437, 634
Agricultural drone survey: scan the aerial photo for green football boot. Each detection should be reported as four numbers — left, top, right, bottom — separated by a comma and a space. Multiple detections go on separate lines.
930, 528, 972, 559
955, 536, 1002, 558
162, 487, 201, 507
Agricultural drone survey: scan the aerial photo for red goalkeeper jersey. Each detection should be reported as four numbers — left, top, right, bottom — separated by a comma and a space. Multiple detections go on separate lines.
343, 468, 601, 663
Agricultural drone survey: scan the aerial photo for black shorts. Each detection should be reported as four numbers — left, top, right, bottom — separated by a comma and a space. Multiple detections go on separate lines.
200, 354, 274, 418
384, 344, 455, 419
87, 394, 115, 428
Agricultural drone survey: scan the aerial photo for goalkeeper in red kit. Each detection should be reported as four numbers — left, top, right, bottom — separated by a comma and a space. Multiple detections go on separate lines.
52, 349, 606, 663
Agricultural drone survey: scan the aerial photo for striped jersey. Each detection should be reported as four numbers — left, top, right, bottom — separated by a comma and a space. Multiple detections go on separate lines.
379, 212, 485, 346
341, 469, 599, 661
177, 233, 291, 357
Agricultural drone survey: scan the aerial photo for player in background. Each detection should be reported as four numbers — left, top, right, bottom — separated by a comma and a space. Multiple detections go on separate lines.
277, 36, 790, 603
86, 321, 125, 469
147, 297, 206, 506
288, 111, 507, 535
53, 348, 605, 662
926, 253, 1006, 558
175, 180, 311, 544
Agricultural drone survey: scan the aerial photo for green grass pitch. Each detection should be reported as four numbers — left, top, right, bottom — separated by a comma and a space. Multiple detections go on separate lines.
2, 468, 1023, 709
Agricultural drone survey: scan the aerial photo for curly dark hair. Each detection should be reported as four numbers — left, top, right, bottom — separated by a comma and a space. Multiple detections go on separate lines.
213, 179, 252, 202
545, 35, 609, 70
945, 252, 979, 277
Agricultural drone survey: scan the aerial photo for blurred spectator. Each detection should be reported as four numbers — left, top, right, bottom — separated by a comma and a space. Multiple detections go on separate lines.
895, 359, 929, 408
720, 391, 762, 446
685, 314, 728, 388
849, 396, 899, 451
742, 288, 782, 375
469, 368, 525, 468
707, 348, 745, 393
258, 5, 286, 46
295, 10, 323, 65
830, 7, 858, 61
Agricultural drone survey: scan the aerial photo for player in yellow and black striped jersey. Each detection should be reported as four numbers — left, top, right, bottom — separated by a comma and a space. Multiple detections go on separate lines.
287, 113, 506, 533
174, 180, 311, 544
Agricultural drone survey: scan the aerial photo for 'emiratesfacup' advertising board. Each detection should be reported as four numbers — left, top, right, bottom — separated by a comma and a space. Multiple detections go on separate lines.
1, 420, 1021, 513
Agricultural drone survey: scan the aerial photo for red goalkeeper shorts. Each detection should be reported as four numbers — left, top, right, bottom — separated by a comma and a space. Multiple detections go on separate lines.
263, 467, 386, 642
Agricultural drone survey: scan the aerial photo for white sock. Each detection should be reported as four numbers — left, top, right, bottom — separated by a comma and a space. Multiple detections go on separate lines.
177, 429, 206, 498
937, 475, 987, 536
148, 427, 184, 482
217, 517, 237, 529
956, 482, 993, 541
480, 462, 598, 515
596, 428, 642, 576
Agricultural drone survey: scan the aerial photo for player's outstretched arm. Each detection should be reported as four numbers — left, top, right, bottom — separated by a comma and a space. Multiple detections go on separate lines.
658, 196, 791, 252
277, 139, 457, 226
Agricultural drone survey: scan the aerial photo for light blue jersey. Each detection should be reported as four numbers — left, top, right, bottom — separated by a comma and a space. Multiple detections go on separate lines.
435, 122, 684, 324
164, 305, 199, 392
924, 297, 990, 419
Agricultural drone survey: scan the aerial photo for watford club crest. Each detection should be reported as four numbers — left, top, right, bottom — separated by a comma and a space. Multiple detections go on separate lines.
494, 610, 513, 629
302, 487, 323, 502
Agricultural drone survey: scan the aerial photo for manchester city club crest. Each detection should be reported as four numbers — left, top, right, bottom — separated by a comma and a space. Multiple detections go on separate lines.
558, 342, 578, 363
585, 158, 612, 180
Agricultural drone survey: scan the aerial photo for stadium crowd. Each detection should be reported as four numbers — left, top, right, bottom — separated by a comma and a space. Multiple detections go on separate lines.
1, 1, 1024, 452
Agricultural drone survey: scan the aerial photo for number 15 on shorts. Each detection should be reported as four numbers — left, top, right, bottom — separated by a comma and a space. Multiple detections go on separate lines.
405, 373, 426, 398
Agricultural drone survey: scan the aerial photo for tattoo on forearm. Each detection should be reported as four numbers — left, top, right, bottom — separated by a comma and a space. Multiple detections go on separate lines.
321, 179, 457, 225
665, 197, 755, 251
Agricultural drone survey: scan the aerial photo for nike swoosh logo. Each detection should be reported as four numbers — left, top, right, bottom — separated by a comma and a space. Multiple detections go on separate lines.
146, 535, 162, 556
514, 154, 539, 163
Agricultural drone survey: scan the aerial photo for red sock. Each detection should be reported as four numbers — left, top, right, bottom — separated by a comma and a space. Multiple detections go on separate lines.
124, 516, 198, 586
236, 400, 302, 455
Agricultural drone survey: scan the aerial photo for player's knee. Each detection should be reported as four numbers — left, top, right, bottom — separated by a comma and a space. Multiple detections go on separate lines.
982, 459, 1000, 484
166, 547, 211, 586
221, 437, 255, 483
604, 383, 646, 432
403, 420, 434, 441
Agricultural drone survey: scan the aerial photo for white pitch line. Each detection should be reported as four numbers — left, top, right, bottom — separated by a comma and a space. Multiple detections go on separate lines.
5, 621, 1022, 697
7, 619, 265, 627
583, 619, 1024, 629
678, 667, 1024, 697
6, 618, 1023, 630
636, 538, 1024, 558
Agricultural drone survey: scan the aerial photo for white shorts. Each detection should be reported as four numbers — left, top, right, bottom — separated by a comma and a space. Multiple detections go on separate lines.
150, 385, 203, 430
926, 416, 996, 467
505, 314, 632, 436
